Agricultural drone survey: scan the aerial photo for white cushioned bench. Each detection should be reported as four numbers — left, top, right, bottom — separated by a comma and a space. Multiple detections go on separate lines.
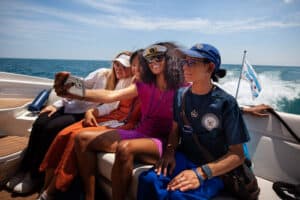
96, 152, 280, 200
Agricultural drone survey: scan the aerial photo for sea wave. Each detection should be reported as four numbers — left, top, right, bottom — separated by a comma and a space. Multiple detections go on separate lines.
219, 69, 300, 114
1, 58, 300, 114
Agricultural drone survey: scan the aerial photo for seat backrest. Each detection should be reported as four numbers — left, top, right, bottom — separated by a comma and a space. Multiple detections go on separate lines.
46, 89, 63, 106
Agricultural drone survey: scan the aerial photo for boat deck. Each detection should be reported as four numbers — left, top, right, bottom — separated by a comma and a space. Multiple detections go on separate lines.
0, 98, 32, 109
0, 136, 38, 200
0, 136, 28, 157
0, 190, 38, 200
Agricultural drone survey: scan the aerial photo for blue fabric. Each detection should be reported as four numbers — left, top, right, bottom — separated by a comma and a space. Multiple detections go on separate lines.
173, 86, 250, 164
28, 89, 50, 111
137, 152, 224, 200
243, 143, 250, 160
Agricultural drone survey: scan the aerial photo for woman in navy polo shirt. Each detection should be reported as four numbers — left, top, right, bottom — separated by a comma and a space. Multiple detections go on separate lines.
138, 43, 250, 200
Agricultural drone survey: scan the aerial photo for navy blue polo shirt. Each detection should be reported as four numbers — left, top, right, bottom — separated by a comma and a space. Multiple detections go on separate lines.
174, 86, 250, 165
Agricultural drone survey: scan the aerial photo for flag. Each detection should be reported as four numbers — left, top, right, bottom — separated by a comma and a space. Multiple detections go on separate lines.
241, 59, 262, 98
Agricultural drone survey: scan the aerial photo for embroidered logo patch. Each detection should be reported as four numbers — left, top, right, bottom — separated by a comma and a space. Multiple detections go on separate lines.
201, 113, 219, 131
196, 43, 204, 50
191, 109, 199, 118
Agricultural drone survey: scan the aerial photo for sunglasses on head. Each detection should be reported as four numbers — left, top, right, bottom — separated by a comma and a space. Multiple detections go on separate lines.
146, 54, 165, 63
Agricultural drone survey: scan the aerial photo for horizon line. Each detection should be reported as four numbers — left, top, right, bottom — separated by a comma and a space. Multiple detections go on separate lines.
0, 57, 299, 68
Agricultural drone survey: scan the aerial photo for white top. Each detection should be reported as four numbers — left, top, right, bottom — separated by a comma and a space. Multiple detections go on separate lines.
96, 77, 132, 116
52, 68, 131, 114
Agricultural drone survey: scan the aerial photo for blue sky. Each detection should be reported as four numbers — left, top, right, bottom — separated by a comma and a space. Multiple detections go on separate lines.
1, 0, 300, 66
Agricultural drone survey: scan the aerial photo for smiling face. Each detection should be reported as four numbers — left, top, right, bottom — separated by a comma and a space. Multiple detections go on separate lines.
146, 55, 166, 76
113, 61, 132, 79
182, 56, 211, 82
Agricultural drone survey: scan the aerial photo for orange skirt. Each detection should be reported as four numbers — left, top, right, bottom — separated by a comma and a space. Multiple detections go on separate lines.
39, 98, 140, 191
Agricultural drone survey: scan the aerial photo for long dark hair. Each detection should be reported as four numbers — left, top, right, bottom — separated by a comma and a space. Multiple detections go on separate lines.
141, 42, 184, 89
130, 49, 146, 66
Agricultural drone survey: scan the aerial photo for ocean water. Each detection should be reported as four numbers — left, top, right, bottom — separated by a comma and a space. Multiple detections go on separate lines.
1, 58, 300, 115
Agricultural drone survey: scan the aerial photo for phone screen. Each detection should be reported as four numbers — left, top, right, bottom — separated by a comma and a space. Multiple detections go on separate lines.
64, 75, 85, 97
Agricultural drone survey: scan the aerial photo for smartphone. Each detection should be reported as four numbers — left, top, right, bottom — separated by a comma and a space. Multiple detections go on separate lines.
64, 75, 85, 97
98, 120, 125, 128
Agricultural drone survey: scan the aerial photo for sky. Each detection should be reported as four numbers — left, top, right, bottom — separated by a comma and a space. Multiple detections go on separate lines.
0, 0, 300, 66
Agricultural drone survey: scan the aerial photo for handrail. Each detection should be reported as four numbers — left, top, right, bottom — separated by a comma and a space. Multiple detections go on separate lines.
267, 109, 300, 143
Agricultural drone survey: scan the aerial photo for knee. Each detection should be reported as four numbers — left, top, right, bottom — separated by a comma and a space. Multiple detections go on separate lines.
115, 141, 133, 163
32, 113, 50, 128
74, 131, 90, 152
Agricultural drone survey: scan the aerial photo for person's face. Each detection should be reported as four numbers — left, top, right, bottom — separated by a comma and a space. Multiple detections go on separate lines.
131, 56, 141, 81
113, 61, 132, 79
182, 56, 210, 82
146, 54, 166, 75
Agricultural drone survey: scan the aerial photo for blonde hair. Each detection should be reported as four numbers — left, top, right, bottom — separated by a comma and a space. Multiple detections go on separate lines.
105, 51, 132, 90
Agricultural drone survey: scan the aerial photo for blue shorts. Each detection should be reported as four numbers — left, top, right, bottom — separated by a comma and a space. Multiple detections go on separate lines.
137, 152, 224, 200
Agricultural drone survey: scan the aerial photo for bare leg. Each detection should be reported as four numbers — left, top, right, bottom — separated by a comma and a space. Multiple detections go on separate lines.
74, 129, 121, 200
39, 172, 57, 199
111, 138, 160, 200
40, 168, 56, 197
44, 175, 57, 196
43, 168, 54, 190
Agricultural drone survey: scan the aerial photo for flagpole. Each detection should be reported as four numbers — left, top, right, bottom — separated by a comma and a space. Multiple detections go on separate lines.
235, 50, 247, 99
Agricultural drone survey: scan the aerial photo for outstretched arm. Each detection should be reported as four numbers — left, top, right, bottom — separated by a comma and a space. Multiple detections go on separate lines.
54, 71, 138, 103
242, 104, 273, 117
84, 84, 138, 103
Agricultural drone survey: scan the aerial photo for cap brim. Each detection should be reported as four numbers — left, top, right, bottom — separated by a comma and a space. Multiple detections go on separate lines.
113, 58, 130, 67
177, 48, 206, 59
143, 45, 167, 58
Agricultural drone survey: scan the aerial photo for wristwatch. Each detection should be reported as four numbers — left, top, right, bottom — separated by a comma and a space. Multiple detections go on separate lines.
201, 164, 213, 179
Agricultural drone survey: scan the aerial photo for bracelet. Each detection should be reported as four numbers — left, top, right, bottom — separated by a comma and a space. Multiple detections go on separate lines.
192, 168, 204, 185
166, 144, 175, 153
201, 164, 213, 179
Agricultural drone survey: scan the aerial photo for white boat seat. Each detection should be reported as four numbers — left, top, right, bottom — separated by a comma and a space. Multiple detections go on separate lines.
10, 89, 62, 136
96, 153, 152, 200
46, 88, 63, 106
96, 152, 281, 200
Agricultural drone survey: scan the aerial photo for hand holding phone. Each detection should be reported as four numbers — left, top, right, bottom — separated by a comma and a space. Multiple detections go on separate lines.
64, 75, 85, 97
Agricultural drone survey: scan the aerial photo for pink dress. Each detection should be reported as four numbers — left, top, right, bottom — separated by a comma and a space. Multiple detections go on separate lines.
118, 82, 175, 156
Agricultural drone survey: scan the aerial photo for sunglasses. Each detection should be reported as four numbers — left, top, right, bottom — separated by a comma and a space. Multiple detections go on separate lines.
180, 59, 207, 67
146, 55, 165, 63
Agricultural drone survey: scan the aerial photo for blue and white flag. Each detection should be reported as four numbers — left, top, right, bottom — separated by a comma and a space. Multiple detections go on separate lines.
241, 59, 262, 98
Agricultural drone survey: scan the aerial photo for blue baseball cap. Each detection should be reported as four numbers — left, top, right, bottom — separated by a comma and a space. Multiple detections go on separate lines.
178, 43, 221, 71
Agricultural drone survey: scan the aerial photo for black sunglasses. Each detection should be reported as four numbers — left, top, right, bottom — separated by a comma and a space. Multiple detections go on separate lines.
146, 55, 165, 63
180, 58, 208, 67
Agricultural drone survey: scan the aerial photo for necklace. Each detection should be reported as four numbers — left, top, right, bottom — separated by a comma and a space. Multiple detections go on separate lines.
189, 85, 216, 119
